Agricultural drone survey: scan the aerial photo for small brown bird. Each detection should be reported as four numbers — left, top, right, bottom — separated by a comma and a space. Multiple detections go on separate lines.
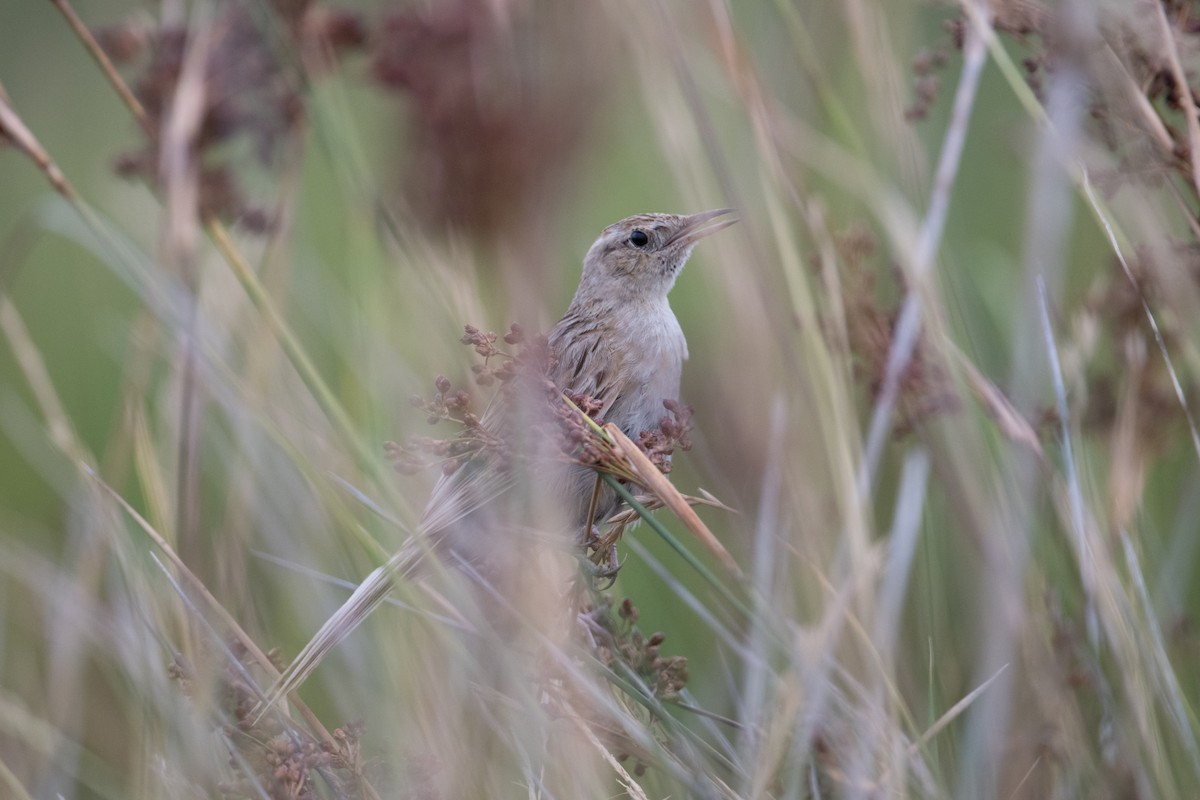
259, 209, 735, 711
545, 208, 737, 527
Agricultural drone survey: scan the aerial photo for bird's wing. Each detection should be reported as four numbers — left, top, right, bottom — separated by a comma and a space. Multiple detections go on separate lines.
548, 312, 626, 419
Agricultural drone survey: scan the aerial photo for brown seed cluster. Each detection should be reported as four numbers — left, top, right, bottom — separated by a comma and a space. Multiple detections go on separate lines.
912, 2, 1200, 204
167, 640, 368, 800
904, 45, 949, 121
818, 229, 959, 435
368, 0, 609, 240
635, 399, 694, 475
388, 323, 691, 484
386, 324, 552, 476
582, 596, 689, 702
462, 323, 525, 386
906, 6, 1057, 118
1069, 248, 1193, 457
905, 2, 1200, 454
96, 2, 366, 230
387, 371, 494, 476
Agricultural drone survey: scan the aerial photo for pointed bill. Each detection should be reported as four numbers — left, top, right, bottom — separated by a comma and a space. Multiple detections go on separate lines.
666, 208, 738, 248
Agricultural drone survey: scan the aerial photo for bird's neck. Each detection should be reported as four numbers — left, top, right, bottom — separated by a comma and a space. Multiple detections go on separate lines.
568, 282, 673, 319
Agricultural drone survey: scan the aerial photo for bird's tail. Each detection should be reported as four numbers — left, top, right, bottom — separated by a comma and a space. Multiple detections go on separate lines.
251, 541, 426, 721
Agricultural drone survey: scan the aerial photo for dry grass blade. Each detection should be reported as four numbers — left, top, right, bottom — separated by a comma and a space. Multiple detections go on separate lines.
84, 468, 343, 750
0, 750, 35, 800
603, 488, 738, 530
603, 423, 740, 577
49, 0, 148, 128
1080, 176, 1200, 467
0, 296, 85, 461
568, 707, 652, 800
9, 0, 1200, 795
260, 415, 738, 715
948, 345, 1044, 457
1155, 3, 1200, 200
0, 83, 74, 199
908, 663, 1009, 757
858, 10, 989, 495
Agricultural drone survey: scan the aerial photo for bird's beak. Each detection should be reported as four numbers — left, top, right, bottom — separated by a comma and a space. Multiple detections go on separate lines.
666, 208, 738, 248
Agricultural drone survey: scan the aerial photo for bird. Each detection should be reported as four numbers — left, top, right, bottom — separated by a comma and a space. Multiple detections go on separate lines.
545, 208, 737, 528
257, 209, 736, 713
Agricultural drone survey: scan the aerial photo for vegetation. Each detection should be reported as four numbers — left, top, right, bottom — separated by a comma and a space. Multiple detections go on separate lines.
2, 0, 1200, 797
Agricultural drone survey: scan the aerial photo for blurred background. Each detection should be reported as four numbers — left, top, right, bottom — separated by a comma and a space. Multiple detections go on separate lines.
2, 0, 1199, 798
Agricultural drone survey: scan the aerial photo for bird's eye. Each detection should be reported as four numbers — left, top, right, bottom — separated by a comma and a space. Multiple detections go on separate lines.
628, 229, 650, 247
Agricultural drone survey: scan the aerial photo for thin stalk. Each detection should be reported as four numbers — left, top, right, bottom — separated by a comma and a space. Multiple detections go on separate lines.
602, 474, 750, 619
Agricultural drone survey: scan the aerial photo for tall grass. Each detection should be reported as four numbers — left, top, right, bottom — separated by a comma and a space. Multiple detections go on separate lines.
2, 0, 1199, 797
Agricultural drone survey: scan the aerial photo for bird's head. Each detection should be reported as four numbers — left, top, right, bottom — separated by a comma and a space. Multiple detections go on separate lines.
575, 208, 737, 303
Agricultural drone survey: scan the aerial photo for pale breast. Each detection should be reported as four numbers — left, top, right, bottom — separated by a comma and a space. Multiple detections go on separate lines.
544, 302, 687, 528
607, 310, 686, 436
549, 300, 686, 437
